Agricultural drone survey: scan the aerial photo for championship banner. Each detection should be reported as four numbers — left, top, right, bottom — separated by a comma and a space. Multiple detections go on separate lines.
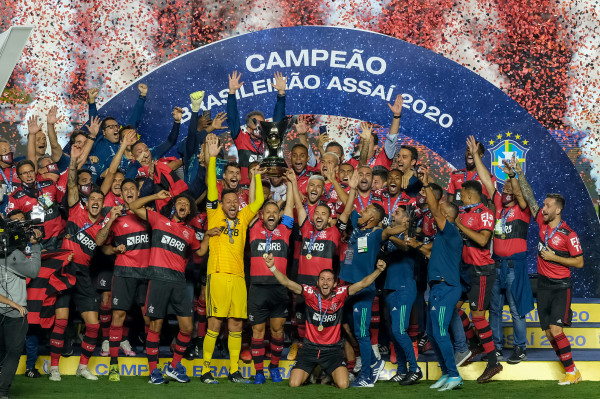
98, 26, 600, 297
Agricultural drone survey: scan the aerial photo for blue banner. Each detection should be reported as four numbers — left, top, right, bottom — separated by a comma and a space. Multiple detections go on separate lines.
99, 26, 600, 297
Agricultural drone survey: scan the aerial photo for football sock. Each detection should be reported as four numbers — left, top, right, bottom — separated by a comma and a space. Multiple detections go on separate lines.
146, 329, 160, 372
554, 333, 575, 372
171, 331, 192, 367
80, 323, 100, 366
109, 324, 123, 365
370, 296, 380, 346
99, 303, 112, 340
202, 329, 219, 369
472, 316, 496, 364
458, 308, 476, 340
50, 318, 68, 367
251, 338, 265, 372
229, 331, 242, 373
270, 336, 284, 367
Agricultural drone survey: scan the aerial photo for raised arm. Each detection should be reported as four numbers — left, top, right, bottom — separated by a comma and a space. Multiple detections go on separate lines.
349, 259, 387, 296
46, 106, 64, 162
385, 94, 403, 159
286, 168, 307, 226
127, 190, 171, 221
338, 170, 359, 224
95, 206, 123, 246
67, 148, 81, 207
420, 168, 446, 231
283, 176, 294, 218
265, 253, 302, 294
271, 71, 287, 122
151, 107, 182, 159
26, 116, 43, 169
323, 167, 349, 204
77, 116, 101, 169
249, 170, 265, 213
513, 154, 540, 216
127, 84, 148, 127
100, 130, 137, 194
358, 122, 372, 167
467, 135, 496, 198
227, 71, 244, 140
205, 134, 222, 203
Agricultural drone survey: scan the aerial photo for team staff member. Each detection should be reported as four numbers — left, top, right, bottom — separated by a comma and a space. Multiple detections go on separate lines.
455, 180, 502, 382
467, 137, 534, 364
265, 254, 388, 389
95, 178, 152, 382
248, 170, 295, 384
201, 134, 265, 384
49, 149, 111, 382
418, 169, 465, 391
516, 161, 584, 385
128, 190, 213, 385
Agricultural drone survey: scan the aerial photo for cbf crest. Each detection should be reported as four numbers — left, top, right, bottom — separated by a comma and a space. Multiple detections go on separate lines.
488, 132, 529, 183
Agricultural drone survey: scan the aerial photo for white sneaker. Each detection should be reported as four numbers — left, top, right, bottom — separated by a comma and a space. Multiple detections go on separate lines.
100, 340, 109, 356
120, 340, 136, 356
49, 366, 61, 382
76, 366, 98, 381
353, 356, 362, 374
372, 344, 381, 360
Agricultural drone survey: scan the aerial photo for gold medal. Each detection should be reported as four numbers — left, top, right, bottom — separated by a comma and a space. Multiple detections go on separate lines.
306, 254, 312, 260
229, 238, 234, 244
501, 234, 506, 239
263, 253, 269, 260
317, 325, 324, 332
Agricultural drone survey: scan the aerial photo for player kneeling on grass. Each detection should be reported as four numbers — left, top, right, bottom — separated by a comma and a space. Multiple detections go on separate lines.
264, 254, 387, 389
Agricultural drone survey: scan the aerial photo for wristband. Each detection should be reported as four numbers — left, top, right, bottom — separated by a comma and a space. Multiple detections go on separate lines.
268, 266, 276, 272
393, 115, 401, 119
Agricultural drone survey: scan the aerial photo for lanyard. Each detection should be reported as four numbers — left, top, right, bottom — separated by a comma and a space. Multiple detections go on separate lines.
464, 170, 478, 183
545, 221, 564, 249
76, 219, 98, 236
357, 193, 372, 211
298, 168, 307, 179
225, 218, 238, 242
388, 194, 401, 217
307, 231, 319, 257
264, 229, 274, 253
248, 136, 263, 154
317, 293, 325, 330
304, 202, 315, 227
324, 184, 335, 200
0, 167, 13, 192
36, 182, 46, 207
459, 202, 482, 212
500, 207, 512, 234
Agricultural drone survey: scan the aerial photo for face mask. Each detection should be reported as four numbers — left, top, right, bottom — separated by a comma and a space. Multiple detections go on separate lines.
501, 193, 514, 206
45, 162, 60, 174
1, 152, 14, 165
79, 183, 92, 196
416, 193, 427, 206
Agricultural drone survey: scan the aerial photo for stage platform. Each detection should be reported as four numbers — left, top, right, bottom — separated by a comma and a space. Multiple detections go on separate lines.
16, 298, 599, 380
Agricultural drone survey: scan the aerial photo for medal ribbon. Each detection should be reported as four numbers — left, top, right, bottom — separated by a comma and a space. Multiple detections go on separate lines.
545, 221, 564, 249
225, 218, 239, 243
317, 293, 325, 331
306, 231, 318, 258
0, 167, 13, 193
264, 229, 274, 254
357, 192, 372, 211
464, 170, 478, 183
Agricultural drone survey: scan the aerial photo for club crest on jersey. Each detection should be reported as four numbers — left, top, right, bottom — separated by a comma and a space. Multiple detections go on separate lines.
488, 134, 529, 183
183, 229, 189, 239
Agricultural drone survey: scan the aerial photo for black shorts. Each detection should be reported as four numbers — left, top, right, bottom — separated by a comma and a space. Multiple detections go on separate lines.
96, 270, 113, 292
247, 284, 288, 325
468, 274, 495, 311
111, 276, 148, 311
293, 341, 346, 376
145, 279, 193, 319
55, 272, 99, 313
537, 287, 572, 331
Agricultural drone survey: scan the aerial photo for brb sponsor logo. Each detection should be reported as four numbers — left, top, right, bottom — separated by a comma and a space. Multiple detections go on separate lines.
161, 235, 186, 251
257, 242, 282, 251
77, 232, 96, 251
127, 234, 149, 246
313, 313, 337, 323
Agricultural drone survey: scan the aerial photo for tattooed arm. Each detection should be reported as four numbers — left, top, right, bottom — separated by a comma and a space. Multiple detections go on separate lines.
513, 156, 540, 216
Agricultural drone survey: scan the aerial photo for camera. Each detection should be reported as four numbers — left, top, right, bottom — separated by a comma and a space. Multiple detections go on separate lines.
0, 218, 41, 255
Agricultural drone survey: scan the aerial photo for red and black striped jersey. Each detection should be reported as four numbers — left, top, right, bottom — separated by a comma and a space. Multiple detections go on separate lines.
61, 203, 110, 268
249, 220, 292, 284
353, 190, 383, 213
535, 210, 582, 280
146, 209, 201, 282
104, 191, 125, 208
297, 220, 340, 285
108, 212, 151, 278
447, 169, 496, 206
458, 203, 494, 267
302, 284, 349, 345
492, 192, 531, 257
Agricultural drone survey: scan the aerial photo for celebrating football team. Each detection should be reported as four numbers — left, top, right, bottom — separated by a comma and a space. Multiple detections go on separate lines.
0, 69, 585, 399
